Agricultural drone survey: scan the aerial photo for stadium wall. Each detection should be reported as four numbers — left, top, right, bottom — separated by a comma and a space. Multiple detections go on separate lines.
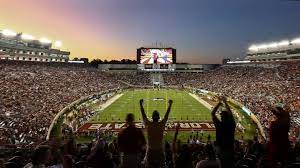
97, 63, 220, 72
175, 64, 220, 72
98, 64, 137, 71
46, 88, 123, 140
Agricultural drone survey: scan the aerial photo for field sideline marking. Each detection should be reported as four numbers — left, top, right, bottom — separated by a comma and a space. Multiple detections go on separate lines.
98, 93, 123, 111
188, 93, 213, 110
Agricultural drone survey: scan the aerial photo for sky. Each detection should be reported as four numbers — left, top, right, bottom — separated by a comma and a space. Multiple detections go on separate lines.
1, 0, 300, 64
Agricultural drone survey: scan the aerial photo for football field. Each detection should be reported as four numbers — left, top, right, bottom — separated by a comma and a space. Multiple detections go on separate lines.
90, 89, 211, 123
76, 88, 256, 142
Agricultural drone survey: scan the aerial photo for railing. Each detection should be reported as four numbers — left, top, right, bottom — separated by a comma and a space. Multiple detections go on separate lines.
46, 88, 123, 140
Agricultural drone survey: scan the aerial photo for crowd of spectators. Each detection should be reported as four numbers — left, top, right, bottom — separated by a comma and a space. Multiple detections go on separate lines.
0, 61, 147, 147
1, 110, 299, 168
114, 72, 151, 87
0, 60, 299, 167
163, 61, 300, 142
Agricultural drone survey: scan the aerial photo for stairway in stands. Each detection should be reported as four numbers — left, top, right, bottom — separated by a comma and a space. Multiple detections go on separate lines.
151, 73, 164, 86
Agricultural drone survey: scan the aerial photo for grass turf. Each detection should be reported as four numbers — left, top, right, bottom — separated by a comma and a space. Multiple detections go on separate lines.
82, 89, 255, 143
91, 89, 211, 122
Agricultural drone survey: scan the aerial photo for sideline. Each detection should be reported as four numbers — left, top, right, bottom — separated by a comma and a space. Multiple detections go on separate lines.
77, 93, 123, 132
189, 93, 213, 110
98, 93, 123, 111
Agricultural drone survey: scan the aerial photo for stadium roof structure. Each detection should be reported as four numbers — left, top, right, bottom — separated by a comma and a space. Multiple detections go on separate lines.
247, 37, 300, 53
0, 29, 70, 62
245, 37, 300, 61
0, 29, 63, 49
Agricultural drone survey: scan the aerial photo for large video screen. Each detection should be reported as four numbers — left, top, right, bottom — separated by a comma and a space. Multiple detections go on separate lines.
140, 48, 173, 64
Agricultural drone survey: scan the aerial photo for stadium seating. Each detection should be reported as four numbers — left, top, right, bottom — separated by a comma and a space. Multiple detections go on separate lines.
0, 60, 299, 168
163, 61, 300, 142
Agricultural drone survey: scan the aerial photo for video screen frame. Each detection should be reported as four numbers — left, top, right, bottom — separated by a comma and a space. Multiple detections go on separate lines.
137, 47, 176, 64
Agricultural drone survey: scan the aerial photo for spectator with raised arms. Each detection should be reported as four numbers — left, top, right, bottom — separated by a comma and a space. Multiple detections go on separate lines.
211, 96, 236, 168
140, 99, 173, 168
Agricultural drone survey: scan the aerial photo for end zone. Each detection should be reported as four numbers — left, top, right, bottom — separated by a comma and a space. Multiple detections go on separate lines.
78, 121, 215, 132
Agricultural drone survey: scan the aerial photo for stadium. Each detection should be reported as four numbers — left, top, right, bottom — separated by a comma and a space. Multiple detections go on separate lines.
1, 1, 300, 168
1, 40, 299, 167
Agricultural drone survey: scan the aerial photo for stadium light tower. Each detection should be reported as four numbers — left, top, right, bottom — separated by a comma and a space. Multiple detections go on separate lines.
21, 33, 35, 40
257, 44, 268, 50
291, 38, 300, 44
39, 37, 52, 44
277, 40, 289, 46
1, 29, 17, 37
268, 42, 278, 48
54, 40, 62, 48
248, 45, 258, 51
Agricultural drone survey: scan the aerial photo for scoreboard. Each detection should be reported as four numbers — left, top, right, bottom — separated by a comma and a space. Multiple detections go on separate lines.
137, 48, 176, 64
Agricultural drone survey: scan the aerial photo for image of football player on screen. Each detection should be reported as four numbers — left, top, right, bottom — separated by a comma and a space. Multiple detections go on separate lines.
153, 52, 158, 64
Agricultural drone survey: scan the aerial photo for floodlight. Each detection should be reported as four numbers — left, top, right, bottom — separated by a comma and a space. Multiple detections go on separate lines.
21, 33, 35, 40
257, 44, 268, 49
277, 40, 289, 46
268, 43, 278, 48
1, 29, 17, 36
248, 45, 258, 51
54, 41, 62, 48
39, 37, 51, 44
291, 38, 300, 44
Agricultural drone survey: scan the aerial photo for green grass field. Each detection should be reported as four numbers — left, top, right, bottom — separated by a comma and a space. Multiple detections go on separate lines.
91, 89, 211, 122
80, 89, 256, 143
